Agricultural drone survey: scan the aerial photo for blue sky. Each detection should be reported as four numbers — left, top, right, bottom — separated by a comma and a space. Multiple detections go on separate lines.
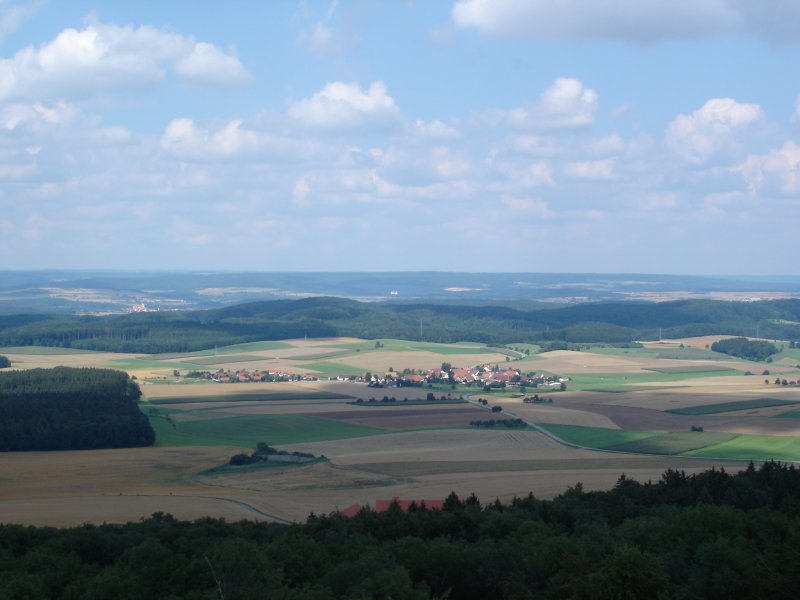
0, 0, 798, 274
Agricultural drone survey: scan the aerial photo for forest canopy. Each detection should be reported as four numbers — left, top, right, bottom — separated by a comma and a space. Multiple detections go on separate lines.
710, 337, 779, 361
0, 297, 799, 353
0, 367, 154, 451
1, 462, 800, 598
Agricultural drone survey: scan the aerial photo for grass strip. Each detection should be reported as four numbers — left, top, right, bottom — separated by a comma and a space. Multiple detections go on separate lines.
668, 398, 799, 416
149, 391, 353, 405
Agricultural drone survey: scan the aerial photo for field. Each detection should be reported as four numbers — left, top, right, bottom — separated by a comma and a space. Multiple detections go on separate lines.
1, 335, 799, 526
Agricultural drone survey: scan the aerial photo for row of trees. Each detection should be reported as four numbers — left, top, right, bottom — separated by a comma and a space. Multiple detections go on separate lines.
3, 462, 800, 598
469, 418, 526, 428
0, 367, 154, 451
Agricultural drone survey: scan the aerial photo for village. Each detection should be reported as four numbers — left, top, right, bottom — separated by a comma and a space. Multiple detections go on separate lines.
182, 363, 568, 391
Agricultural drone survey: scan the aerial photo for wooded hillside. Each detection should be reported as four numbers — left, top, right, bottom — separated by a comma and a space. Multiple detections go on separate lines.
0, 297, 799, 353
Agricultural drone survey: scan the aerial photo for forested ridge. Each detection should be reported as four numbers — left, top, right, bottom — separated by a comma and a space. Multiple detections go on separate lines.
2, 462, 800, 598
1, 297, 800, 353
0, 367, 154, 451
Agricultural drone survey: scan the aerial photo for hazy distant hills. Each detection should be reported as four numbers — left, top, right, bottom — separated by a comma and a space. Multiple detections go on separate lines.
1, 271, 799, 314
2, 295, 800, 354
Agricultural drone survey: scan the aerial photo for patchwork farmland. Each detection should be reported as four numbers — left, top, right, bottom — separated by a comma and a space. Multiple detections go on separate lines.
1, 336, 799, 526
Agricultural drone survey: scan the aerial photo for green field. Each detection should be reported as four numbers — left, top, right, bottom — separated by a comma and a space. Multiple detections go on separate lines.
297, 361, 363, 375
150, 413, 384, 447
776, 411, 800, 419
351, 399, 468, 407
668, 398, 799, 416
338, 339, 491, 355
107, 358, 210, 371
148, 390, 353, 405
537, 423, 800, 461
585, 346, 732, 361
686, 435, 800, 462
565, 370, 733, 391
187, 354, 268, 366
644, 365, 736, 374
286, 350, 352, 361
605, 432, 737, 455
0, 346, 99, 355
535, 423, 654, 448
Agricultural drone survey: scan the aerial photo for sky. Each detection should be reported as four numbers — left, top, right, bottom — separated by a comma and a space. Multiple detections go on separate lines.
0, 0, 798, 274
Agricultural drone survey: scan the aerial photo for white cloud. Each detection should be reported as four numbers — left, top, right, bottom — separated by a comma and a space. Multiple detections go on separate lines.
411, 119, 461, 140
298, 22, 353, 55
738, 141, 800, 195
564, 159, 615, 180
501, 197, 553, 217
665, 98, 764, 164
0, 1, 42, 42
377, 145, 473, 186
174, 42, 249, 86
495, 78, 597, 130
292, 175, 311, 204
160, 118, 260, 160
452, 0, 800, 43
489, 158, 554, 188
288, 81, 400, 131
0, 20, 249, 101
0, 101, 75, 130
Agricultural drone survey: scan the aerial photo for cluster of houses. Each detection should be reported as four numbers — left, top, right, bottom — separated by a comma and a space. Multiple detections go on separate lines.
185, 369, 321, 383
370, 365, 567, 389
182, 364, 566, 389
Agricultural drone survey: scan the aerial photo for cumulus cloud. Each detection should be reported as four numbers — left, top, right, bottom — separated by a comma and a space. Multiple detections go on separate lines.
738, 141, 800, 195
0, 20, 249, 101
160, 118, 260, 160
411, 119, 461, 140
174, 42, 249, 86
288, 81, 400, 131
377, 145, 473, 186
495, 78, 598, 130
564, 159, 616, 180
451, 0, 800, 43
665, 98, 764, 164
0, 101, 75, 130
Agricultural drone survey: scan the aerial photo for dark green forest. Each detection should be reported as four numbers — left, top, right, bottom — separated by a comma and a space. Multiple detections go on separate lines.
0, 367, 154, 451
2, 462, 800, 599
1, 297, 800, 353
711, 337, 779, 361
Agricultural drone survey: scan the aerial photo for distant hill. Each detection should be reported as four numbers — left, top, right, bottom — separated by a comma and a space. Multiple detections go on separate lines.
0, 296, 799, 353
1, 270, 799, 314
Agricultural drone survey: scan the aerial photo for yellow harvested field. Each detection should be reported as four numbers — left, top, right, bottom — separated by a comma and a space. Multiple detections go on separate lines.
517, 350, 661, 374
496, 401, 621, 429
0, 349, 141, 369
641, 335, 775, 349
328, 350, 508, 372
290, 429, 602, 464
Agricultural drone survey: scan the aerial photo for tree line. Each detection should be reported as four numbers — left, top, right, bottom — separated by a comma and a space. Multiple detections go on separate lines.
2, 462, 800, 598
0, 367, 154, 451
